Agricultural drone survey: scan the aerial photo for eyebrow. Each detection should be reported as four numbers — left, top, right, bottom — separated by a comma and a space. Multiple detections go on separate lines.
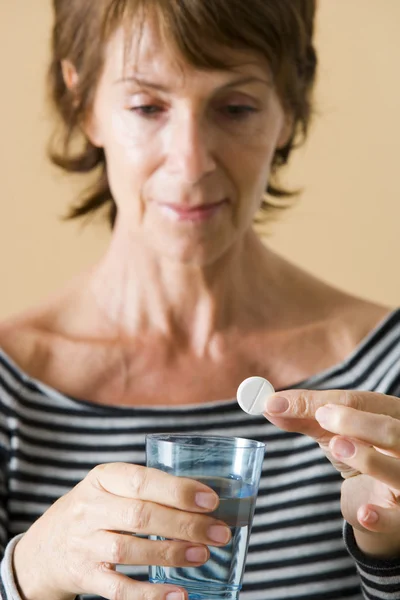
114, 75, 272, 91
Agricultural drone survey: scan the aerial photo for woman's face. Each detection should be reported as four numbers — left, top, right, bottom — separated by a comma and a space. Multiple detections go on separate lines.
87, 19, 291, 265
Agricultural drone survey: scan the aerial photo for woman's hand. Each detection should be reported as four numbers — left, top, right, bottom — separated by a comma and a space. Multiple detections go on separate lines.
263, 389, 400, 558
13, 463, 231, 600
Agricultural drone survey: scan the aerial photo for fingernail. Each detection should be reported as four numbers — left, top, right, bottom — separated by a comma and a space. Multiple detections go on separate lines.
265, 396, 289, 415
195, 492, 218, 510
331, 438, 355, 459
315, 405, 334, 426
208, 525, 231, 544
185, 547, 208, 563
363, 509, 379, 524
166, 593, 185, 600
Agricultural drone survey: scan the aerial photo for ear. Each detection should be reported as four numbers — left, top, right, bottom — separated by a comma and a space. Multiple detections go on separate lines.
276, 112, 294, 149
61, 60, 103, 148
61, 60, 79, 92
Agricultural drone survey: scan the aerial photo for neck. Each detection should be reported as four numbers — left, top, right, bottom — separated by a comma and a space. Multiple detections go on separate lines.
86, 222, 281, 355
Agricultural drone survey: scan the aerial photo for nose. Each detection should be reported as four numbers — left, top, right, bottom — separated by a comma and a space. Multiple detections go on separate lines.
165, 112, 217, 184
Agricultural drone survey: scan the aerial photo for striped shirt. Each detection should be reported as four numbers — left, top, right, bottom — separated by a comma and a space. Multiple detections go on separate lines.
0, 308, 400, 600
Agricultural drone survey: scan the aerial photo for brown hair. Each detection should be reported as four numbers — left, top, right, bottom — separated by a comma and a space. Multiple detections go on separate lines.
48, 0, 318, 228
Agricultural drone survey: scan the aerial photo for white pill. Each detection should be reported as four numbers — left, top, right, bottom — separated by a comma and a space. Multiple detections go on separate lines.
237, 376, 275, 415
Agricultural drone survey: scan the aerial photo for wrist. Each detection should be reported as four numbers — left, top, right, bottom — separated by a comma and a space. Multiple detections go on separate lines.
353, 527, 400, 559
13, 536, 74, 600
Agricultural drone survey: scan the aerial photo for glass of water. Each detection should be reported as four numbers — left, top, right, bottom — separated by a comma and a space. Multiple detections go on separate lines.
146, 434, 265, 600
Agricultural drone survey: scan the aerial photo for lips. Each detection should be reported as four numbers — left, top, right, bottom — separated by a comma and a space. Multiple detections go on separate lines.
158, 199, 229, 223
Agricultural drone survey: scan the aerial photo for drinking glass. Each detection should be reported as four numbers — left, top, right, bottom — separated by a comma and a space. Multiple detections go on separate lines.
146, 434, 265, 600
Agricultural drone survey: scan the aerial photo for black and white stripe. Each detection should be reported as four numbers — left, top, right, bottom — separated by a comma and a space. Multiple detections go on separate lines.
1, 308, 400, 600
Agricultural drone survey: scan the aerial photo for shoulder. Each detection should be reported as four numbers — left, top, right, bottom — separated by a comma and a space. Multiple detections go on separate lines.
314, 294, 397, 361
317, 292, 400, 384
0, 284, 86, 380
0, 301, 122, 400
0, 313, 51, 379
338, 299, 396, 344
332, 300, 400, 396
277, 255, 394, 345
275, 257, 398, 369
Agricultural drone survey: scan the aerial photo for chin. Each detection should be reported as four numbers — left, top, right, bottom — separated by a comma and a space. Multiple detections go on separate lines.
151, 235, 235, 268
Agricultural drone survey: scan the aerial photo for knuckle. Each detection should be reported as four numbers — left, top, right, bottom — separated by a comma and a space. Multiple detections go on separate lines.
159, 541, 179, 565
70, 497, 87, 521
171, 478, 184, 503
140, 588, 163, 600
129, 465, 149, 497
177, 516, 197, 541
128, 499, 151, 531
169, 478, 187, 508
341, 390, 362, 410
294, 392, 312, 417
91, 463, 107, 476
382, 416, 400, 449
89, 463, 118, 494
109, 536, 126, 564
107, 577, 126, 600
90, 463, 109, 483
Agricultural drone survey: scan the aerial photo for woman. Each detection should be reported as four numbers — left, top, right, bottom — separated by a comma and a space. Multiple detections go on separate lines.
0, 1, 399, 599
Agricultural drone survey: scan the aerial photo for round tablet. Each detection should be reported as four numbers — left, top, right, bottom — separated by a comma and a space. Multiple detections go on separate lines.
237, 376, 275, 415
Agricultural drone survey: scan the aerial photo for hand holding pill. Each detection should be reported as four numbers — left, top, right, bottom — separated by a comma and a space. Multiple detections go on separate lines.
236, 380, 400, 559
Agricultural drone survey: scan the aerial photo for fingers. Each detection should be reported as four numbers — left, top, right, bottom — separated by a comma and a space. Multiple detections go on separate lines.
90, 532, 210, 567
315, 404, 400, 452
89, 566, 187, 600
329, 435, 400, 489
357, 504, 395, 532
340, 475, 400, 558
353, 505, 400, 558
91, 493, 231, 546
90, 463, 219, 513
264, 389, 400, 420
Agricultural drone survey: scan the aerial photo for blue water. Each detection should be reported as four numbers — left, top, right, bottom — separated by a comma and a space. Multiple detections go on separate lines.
149, 476, 257, 600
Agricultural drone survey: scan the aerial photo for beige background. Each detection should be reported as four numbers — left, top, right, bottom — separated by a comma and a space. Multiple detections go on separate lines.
0, 1, 399, 319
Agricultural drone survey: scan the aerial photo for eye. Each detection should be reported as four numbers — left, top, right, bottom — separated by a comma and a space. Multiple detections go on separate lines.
221, 105, 257, 119
130, 105, 164, 117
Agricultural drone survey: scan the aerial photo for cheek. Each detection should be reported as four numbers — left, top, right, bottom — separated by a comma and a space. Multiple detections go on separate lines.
234, 137, 276, 201
109, 111, 148, 159
224, 133, 277, 231
103, 112, 159, 211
